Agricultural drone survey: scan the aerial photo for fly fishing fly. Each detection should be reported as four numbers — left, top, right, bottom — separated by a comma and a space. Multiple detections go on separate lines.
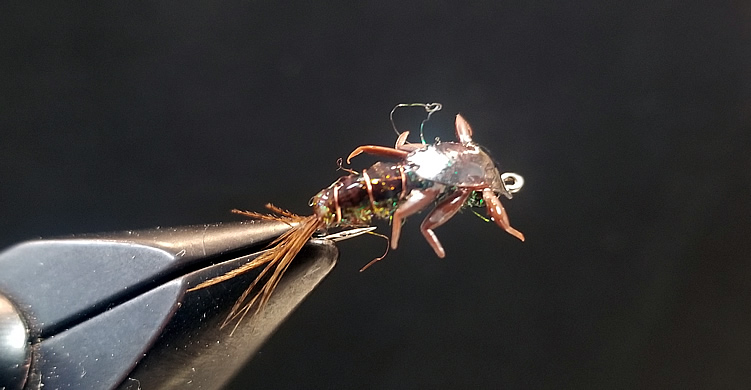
190, 103, 525, 331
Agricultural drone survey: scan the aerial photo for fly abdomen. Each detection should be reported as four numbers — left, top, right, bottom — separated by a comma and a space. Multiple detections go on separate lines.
311, 162, 410, 227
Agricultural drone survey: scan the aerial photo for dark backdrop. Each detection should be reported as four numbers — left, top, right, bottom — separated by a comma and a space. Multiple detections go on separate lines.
2, 1, 750, 388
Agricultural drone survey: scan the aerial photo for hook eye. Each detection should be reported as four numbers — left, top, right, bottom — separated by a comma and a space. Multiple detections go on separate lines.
501, 172, 525, 194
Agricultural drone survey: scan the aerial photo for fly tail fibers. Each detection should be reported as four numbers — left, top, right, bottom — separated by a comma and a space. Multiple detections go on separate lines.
187, 205, 322, 334
221, 214, 321, 333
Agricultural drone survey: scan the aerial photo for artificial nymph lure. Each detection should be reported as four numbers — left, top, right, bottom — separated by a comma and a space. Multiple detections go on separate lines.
191, 104, 525, 330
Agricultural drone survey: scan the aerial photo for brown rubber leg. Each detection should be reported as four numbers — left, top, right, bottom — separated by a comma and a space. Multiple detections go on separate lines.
455, 114, 474, 144
420, 189, 471, 258
346, 145, 410, 164
395, 131, 409, 148
482, 188, 525, 241
390, 187, 443, 250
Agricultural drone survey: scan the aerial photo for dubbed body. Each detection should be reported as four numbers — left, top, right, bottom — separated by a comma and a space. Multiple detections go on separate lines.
311, 162, 411, 227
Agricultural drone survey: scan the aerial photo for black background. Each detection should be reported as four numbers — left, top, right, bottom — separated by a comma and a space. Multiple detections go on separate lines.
2, 1, 750, 388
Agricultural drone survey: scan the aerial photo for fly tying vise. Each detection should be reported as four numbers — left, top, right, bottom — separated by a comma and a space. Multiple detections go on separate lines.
190, 104, 526, 331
